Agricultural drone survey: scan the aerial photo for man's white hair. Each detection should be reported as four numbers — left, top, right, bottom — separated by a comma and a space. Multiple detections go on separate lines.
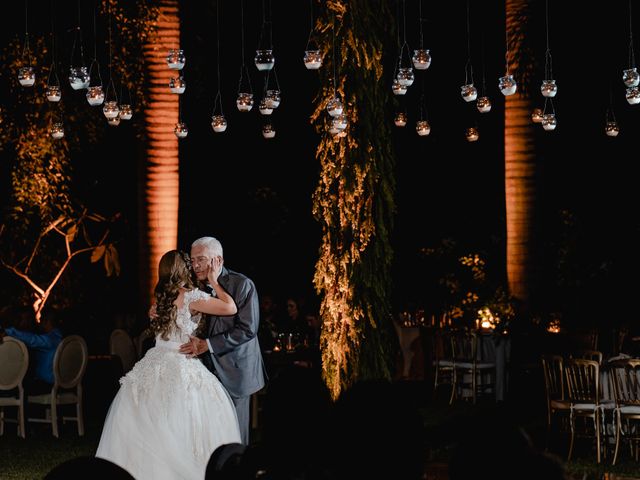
191, 236, 223, 258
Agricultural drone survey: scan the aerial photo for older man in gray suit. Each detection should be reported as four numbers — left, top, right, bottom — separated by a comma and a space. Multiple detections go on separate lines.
179, 236, 267, 445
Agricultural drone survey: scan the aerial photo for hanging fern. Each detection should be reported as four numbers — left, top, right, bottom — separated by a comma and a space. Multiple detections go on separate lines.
312, 0, 398, 400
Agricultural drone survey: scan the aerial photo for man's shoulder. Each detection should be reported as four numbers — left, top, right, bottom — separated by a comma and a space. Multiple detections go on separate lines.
226, 269, 254, 285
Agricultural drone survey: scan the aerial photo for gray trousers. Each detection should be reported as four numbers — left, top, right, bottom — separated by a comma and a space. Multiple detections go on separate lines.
231, 395, 250, 445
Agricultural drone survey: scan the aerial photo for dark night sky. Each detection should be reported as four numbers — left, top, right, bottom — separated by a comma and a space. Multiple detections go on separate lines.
2, 1, 640, 321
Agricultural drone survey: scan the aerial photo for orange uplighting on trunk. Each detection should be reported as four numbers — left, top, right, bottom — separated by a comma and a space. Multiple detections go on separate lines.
141, 0, 180, 304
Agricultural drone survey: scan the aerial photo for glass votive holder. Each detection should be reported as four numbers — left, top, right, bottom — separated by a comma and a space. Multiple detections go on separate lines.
265, 89, 281, 109
476, 96, 491, 113
49, 122, 64, 139
416, 120, 431, 136
211, 115, 227, 133
86, 86, 105, 106
498, 74, 517, 96
540, 79, 558, 98
326, 97, 343, 117
169, 76, 186, 94
166, 49, 186, 70
531, 108, 544, 123
396, 67, 415, 87
119, 104, 133, 120
107, 115, 121, 127
465, 127, 479, 142
626, 86, 640, 105
392, 79, 407, 95
259, 98, 273, 115
69, 66, 90, 90
303, 50, 322, 70
605, 121, 620, 137
45, 85, 61, 102
412, 49, 431, 70
255, 49, 275, 71
262, 123, 276, 138
236, 92, 254, 112
394, 112, 407, 127
332, 113, 348, 131
541, 113, 557, 131
623, 67, 640, 87
461, 83, 478, 102
103, 101, 120, 119
18, 66, 36, 87
174, 122, 188, 138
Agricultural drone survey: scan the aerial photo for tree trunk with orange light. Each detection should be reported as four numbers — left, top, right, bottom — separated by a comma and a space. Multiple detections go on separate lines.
505, 0, 539, 312
141, 0, 181, 306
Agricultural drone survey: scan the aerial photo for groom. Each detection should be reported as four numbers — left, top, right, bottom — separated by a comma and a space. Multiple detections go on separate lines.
179, 236, 267, 445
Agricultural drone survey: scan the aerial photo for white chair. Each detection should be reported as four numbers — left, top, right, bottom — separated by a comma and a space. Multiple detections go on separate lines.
109, 329, 137, 373
0, 337, 29, 438
27, 335, 88, 437
134, 328, 155, 359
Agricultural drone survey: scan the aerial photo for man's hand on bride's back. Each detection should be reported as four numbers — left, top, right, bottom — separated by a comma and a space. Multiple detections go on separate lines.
179, 335, 208, 357
148, 303, 157, 320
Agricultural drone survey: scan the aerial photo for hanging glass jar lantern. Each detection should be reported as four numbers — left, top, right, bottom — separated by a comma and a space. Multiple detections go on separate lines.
416, 120, 431, 136
332, 113, 348, 131
476, 96, 491, 113
540, 79, 558, 98
211, 115, 227, 133
465, 127, 479, 142
396, 67, 415, 87
166, 49, 186, 70
265, 90, 281, 109
18, 66, 36, 87
460, 84, 478, 102
605, 121, 620, 137
541, 113, 557, 131
392, 79, 408, 95
236, 92, 254, 112
174, 122, 188, 138
498, 74, 517, 96
623, 67, 640, 87
531, 108, 544, 123
46, 85, 62, 102
107, 115, 121, 127
69, 66, 90, 90
86, 86, 105, 106
626, 86, 640, 105
119, 104, 133, 120
49, 122, 64, 139
262, 123, 276, 138
103, 100, 120, 119
169, 76, 186, 94
259, 98, 273, 115
255, 49, 275, 71
394, 112, 408, 127
303, 50, 322, 70
412, 49, 431, 70
326, 97, 343, 117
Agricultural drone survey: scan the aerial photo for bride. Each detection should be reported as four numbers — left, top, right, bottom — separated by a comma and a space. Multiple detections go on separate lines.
96, 250, 241, 480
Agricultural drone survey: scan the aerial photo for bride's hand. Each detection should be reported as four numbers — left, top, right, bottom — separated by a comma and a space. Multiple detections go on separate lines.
207, 257, 222, 285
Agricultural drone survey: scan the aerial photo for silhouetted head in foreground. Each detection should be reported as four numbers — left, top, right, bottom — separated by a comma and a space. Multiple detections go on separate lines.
45, 456, 135, 480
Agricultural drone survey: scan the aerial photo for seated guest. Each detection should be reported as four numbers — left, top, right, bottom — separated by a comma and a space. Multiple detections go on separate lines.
0, 308, 63, 394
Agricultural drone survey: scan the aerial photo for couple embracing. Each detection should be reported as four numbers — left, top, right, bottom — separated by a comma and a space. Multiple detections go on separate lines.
96, 236, 267, 480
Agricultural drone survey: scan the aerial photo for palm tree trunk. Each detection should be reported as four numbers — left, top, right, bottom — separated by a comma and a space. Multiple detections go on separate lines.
141, 0, 180, 305
505, 0, 539, 311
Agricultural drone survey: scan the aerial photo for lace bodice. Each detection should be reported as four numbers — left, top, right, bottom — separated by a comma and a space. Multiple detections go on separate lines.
162, 288, 211, 343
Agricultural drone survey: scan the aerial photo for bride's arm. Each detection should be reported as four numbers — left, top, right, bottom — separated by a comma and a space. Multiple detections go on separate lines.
189, 257, 237, 316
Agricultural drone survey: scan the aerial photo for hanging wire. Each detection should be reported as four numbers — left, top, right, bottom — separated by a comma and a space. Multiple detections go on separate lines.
237, 0, 252, 94
418, 0, 424, 49
214, 0, 223, 115
398, 0, 411, 68
22, 0, 32, 65
479, 7, 487, 95
629, 0, 636, 68
419, 75, 428, 121
88, 0, 102, 86
544, 0, 553, 79
106, 0, 117, 102
305, 0, 316, 49
258, 0, 273, 50
69, 0, 86, 67
47, 0, 61, 86
504, 6, 510, 73
332, 13, 337, 93
464, 0, 474, 84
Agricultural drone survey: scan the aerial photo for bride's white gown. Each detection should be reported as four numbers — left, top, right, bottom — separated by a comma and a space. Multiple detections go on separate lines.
96, 289, 241, 480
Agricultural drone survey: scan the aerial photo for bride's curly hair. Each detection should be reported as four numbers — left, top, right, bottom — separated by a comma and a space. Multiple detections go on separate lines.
151, 250, 197, 340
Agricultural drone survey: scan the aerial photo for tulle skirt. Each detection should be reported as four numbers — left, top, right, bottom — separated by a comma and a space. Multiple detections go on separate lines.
96, 341, 241, 480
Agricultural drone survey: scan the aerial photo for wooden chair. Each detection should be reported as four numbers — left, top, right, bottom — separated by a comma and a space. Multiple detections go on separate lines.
109, 329, 137, 374
27, 335, 88, 437
609, 359, 640, 464
0, 337, 29, 438
541, 354, 571, 451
